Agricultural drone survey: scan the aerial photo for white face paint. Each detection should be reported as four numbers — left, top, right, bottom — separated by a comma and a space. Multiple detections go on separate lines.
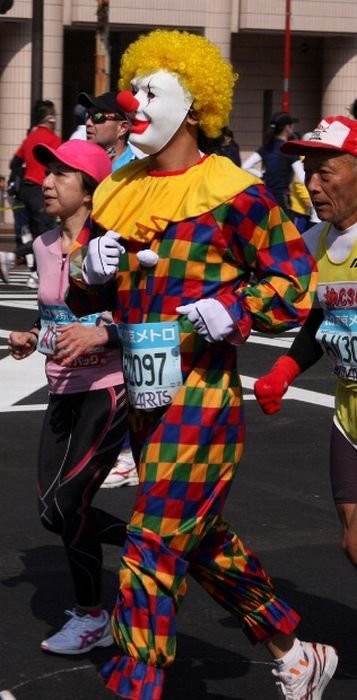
128, 70, 193, 155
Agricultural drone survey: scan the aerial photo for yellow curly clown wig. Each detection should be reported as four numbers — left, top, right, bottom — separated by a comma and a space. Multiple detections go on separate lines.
118, 29, 238, 138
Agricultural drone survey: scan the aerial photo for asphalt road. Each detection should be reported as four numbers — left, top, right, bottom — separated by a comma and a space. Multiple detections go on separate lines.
0, 267, 355, 699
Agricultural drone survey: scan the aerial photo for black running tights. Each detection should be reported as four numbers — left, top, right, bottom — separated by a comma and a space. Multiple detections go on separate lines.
37, 385, 128, 606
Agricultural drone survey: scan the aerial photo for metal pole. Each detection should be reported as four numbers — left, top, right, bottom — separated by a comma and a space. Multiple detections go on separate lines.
31, 0, 43, 111
95, 0, 110, 95
282, 0, 291, 112
0, 177, 5, 224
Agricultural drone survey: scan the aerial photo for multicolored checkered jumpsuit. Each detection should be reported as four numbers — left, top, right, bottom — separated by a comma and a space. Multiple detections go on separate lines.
69, 165, 316, 700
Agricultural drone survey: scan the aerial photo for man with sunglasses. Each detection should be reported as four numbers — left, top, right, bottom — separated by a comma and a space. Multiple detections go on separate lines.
78, 91, 136, 171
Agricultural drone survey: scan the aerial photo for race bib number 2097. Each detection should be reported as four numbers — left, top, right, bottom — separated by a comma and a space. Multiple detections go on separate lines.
119, 321, 183, 410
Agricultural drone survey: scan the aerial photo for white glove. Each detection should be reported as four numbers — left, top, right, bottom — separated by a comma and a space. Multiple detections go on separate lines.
82, 230, 125, 284
176, 299, 234, 343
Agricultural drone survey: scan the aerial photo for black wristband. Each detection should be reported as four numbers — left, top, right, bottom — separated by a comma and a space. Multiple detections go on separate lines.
28, 331, 39, 344
106, 324, 121, 348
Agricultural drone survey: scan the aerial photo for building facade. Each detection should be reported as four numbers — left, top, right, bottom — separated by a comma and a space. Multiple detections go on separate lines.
1, 0, 357, 223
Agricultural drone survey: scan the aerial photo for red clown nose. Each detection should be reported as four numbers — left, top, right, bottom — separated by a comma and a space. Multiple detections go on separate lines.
116, 91, 139, 114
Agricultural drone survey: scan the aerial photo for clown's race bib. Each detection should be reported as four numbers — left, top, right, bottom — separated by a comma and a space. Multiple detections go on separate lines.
119, 321, 182, 410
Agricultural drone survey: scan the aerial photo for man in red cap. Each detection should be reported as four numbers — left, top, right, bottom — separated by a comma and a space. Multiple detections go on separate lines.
255, 115, 357, 587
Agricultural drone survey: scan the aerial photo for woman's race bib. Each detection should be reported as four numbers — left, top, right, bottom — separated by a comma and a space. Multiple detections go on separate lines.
119, 321, 182, 410
38, 303, 98, 355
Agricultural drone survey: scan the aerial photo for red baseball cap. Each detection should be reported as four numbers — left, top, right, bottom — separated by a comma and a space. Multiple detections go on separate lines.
33, 139, 112, 183
281, 116, 357, 157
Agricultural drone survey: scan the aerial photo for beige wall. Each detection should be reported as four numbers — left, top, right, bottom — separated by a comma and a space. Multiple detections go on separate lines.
71, 0, 206, 26
1, 0, 357, 225
0, 0, 30, 19
0, 21, 32, 181
322, 35, 357, 116
0, 2, 64, 213
238, 0, 357, 33
231, 33, 323, 159
43, 0, 64, 133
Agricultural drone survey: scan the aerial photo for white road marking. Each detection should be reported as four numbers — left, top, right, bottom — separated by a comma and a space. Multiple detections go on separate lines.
0, 300, 38, 309
241, 375, 334, 408
0, 327, 334, 413
247, 334, 293, 348
0, 333, 46, 411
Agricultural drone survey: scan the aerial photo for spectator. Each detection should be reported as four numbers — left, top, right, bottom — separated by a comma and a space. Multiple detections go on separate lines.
69, 103, 87, 141
215, 126, 241, 165
13, 99, 62, 288
349, 98, 357, 120
0, 166, 16, 281
242, 111, 305, 216
289, 131, 315, 233
0, 248, 16, 285
7, 152, 30, 258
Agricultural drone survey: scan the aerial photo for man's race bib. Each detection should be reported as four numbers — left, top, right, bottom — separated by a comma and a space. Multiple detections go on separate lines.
316, 308, 357, 381
119, 321, 182, 410
38, 304, 98, 356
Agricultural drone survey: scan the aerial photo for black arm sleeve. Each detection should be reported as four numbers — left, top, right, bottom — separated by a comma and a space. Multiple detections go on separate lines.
287, 308, 324, 371
9, 154, 24, 174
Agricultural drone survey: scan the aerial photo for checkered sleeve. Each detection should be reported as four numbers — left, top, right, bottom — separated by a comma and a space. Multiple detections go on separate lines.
65, 221, 119, 317
218, 184, 317, 335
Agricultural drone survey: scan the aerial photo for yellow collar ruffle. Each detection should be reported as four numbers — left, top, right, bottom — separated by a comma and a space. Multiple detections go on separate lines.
92, 154, 260, 243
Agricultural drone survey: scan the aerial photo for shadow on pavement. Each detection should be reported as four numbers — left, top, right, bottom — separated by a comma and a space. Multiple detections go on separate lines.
2, 544, 355, 698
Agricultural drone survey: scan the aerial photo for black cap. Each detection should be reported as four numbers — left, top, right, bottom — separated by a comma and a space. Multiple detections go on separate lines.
78, 91, 125, 119
269, 111, 299, 129
73, 104, 86, 120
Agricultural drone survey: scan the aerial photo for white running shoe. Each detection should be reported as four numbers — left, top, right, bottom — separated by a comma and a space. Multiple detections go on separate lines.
273, 641, 338, 699
41, 608, 113, 655
0, 252, 16, 284
101, 449, 139, 488
20, 224, 32, 245
26, 271, 39, 289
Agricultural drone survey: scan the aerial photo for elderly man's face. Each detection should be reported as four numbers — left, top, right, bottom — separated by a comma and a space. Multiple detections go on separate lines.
304, 150, 357, 230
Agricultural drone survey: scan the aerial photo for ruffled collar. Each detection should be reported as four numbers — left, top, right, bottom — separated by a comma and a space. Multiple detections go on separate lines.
92, 154, 260, 243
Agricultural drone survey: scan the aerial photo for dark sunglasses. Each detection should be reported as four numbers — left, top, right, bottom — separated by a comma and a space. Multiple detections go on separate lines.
86, 111, 121, 124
